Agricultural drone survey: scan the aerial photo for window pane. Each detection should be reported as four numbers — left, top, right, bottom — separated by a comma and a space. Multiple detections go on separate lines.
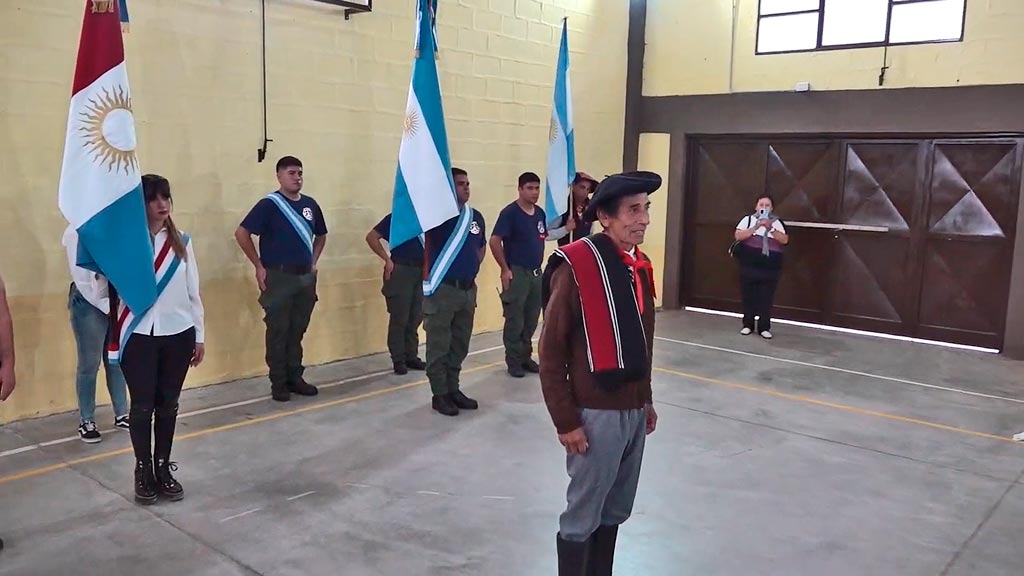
758, 13, 820, 53
822, 0, 888, 46
890, 0, 965, 44
759, 0, 820, 16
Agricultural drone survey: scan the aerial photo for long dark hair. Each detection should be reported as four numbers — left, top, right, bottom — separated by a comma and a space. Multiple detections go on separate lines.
142, 174, 187, 260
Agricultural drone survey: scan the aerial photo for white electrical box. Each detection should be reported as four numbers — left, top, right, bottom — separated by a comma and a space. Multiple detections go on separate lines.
795, 81, 811, 92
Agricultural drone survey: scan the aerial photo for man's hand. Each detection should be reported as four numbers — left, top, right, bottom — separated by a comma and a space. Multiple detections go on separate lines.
255, 265, 267, 292
558, 426, 589, 455
0, 362, 15, 402
645, 404, 658, 435
500, 268, 514, 292
384, 258, 395, 281
565, 218, 577, 232
191, 343, 206, 367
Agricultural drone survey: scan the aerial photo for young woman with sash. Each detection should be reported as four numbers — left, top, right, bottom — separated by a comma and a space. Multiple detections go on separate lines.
113, 174, 206, 505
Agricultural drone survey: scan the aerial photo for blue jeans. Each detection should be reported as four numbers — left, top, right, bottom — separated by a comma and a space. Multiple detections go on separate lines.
68, 284, 128, 423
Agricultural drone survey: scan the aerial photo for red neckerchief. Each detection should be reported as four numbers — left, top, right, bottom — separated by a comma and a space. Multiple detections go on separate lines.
618, 247, 656, 314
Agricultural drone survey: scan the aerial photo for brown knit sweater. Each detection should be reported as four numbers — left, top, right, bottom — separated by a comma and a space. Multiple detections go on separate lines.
539, 262, 655, 434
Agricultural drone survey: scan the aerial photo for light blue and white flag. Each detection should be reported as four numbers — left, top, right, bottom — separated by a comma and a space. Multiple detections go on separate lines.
390, 0, 463, 296
58, 0, 156, 342
544, 19, 576, 226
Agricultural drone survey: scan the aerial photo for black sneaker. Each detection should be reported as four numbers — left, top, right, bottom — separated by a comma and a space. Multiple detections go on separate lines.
393, 361, 409, 375
114, 415, 130, 430
134, 459, 158, 505
448, 390, 478, 410
522, 358, 540, 373
288, 379, 318, 396
431, 394, 459, 416
155, 459, 184, 501
271, 385, 291, 402
406, 357, 427, 371
507, 362, 526, 378
78, 421, 102, 444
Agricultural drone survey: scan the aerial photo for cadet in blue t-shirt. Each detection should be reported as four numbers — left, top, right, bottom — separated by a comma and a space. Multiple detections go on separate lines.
234, 156, 328, 402
490, 171, 547, 377
423, 167, 487, 417
365, 213, 426, 375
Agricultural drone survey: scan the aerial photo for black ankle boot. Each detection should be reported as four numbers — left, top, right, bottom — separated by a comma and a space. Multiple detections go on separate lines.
557, 533, 590, 576
134, 459, 158, 505
587, 525, 618, 576
155, 459, 184, 501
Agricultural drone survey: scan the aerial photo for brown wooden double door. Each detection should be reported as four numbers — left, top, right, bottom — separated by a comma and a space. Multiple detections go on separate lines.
684, 136, 1023, 349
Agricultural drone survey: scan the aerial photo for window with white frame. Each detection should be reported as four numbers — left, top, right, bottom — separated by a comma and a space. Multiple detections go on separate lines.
757, 0, 967, 55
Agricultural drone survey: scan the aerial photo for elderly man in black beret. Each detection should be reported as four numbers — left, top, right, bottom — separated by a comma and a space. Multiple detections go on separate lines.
539, 171, 661, 575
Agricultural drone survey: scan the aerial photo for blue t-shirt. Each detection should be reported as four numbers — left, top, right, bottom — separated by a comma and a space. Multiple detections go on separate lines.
425, 208, 486, 282
374, 214, 424, 264
492, 202, 547, 269
240, 192, 328, 267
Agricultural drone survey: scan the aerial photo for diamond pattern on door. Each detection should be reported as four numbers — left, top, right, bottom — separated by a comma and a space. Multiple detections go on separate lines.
930, 144, 1017, 237
695, 142, 767, 222
766, 143, 836, 221
841, 144, 916, 232
919, 241, 1008, 335
831, 235, 905, 322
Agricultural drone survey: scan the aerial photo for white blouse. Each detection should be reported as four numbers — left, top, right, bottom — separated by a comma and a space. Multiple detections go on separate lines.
62, 226, 110, 314
737, 215, 786, 238
101, 228, 206, 343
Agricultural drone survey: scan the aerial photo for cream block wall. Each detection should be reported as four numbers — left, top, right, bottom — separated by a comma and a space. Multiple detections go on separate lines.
636, 133, 670, 301
644, 0, 1024, 96
0, 0, 627, 421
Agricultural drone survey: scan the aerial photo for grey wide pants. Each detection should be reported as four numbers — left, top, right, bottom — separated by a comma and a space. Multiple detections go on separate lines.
559, 408, 647, 542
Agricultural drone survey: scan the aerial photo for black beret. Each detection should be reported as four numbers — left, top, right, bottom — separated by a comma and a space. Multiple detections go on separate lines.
582, 171, 662, 221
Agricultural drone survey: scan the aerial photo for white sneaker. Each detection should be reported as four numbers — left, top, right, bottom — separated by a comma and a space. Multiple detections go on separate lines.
1013, 432, 1024, 442
740, 327, 752, 336
760, 331, 773, 340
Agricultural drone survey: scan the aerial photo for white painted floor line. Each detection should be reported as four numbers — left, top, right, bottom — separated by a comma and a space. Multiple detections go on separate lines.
684, 307, 1000, 354
345, 483, 372, 488
482, 495, 515, 500
220, 508, 261, 522
0, 345, 506, 460
286, 491, 317, 501
416, 491, 441, 496
655, 336, 1024, 405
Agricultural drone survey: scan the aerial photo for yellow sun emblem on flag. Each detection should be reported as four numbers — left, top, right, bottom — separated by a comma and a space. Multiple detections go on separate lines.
403, 109, 421, 140
549, 117, 560, 143
78, 85, 139, 175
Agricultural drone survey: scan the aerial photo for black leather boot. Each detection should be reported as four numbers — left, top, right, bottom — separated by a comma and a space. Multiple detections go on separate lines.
155, 459, 184, 501
587, 525, 619, 576
431, 394, 459, 416
134, 459, 158, 505
557, 533, 590, 576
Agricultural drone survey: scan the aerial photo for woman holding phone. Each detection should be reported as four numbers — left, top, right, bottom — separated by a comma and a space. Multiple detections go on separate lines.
733, 194, 789, 339
117, 174, 205, 504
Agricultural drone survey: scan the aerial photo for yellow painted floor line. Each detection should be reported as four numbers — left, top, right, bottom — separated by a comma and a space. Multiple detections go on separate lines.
0, 362, 502, 486
655, 367, 1019, 444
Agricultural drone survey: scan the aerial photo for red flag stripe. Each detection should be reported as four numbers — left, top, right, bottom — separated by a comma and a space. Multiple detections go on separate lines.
71, 0, 125, 95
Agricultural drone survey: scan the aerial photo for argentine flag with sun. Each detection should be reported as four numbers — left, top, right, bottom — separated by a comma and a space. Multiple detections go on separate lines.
58, 0, 156, 318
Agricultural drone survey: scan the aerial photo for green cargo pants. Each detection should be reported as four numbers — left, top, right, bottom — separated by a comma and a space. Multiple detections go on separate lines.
423, 283, 476, 396
382, 263, 423, 364
259, 268, 317, 389
501, 265, 542, 365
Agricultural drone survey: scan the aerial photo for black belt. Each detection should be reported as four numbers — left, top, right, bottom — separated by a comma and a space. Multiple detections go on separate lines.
267, 264, 312, 275
392, 258, 424, 267
513, 265, 542, 277
441, 278, 475, 290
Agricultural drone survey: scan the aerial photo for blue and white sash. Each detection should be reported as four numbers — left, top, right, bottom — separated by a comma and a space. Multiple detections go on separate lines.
422, 204, 473, 296
108, 233, 190, 365
266, 192, 314, 255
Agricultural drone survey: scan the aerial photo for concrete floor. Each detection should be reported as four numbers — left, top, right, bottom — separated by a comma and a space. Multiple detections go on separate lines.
1, 310, 1023, 575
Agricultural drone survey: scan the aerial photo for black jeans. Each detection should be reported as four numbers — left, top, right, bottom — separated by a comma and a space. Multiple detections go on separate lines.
740, 269, 780, 332
121, 328, 196, 462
